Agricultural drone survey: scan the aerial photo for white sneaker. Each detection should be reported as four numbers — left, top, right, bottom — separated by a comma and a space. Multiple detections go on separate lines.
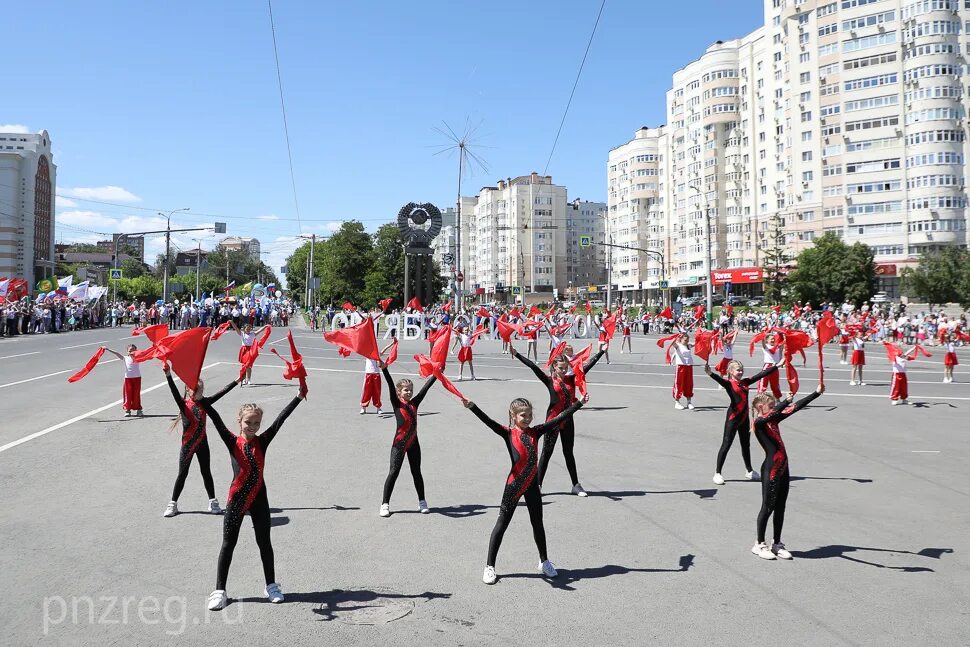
772, 542, 793, 560
265, 582, 284, 603
751, 542, 776, 560
892, 399, 901, 406
379, 503, 390, 517
674, 401, 686, 410
164, 501, 178, 517
359, 408, 366, 415
849, 381, 857, 386
859, 382, 867, 386
900, 399, 908, 405
746, 470, 760, 481
124, 411, 132, 417
538, 560, 558, 577
376, 408, 384, 416
713, 473, 725, 485
418, 500, 430, 514
840, 360, 847, 365
483, 565, 497, 585
208, 498, 223, 514
687, 401, 695, 410
207, 590, 227, 610
571, 484, 588, 497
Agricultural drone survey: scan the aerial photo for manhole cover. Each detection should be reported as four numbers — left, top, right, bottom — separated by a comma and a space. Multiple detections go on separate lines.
313, 588, 415, 625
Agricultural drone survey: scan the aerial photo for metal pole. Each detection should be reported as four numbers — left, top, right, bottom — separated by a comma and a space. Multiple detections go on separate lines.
606, 214, 612, 310
705, 198, 713, 328
404, 247, 410, 306
163, 217, 171, 303
112, 234, 125, 304
529, 179, 535, 294
195, 240, 201, 301
308, 234, 315, 310
456, 150, 463, 306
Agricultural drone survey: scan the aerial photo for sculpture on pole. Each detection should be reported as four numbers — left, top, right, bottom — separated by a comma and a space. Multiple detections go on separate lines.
398, 202, 442, 308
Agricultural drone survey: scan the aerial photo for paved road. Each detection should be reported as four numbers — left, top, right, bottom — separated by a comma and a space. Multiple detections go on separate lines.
1, 324, 967, 646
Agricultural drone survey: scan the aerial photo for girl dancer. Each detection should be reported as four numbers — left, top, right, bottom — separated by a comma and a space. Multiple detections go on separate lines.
838, 324, 850, 364
595, 315, 612, 365
849, 329, 868, 386
620, 318, 632, 353
231, 322, 269, 386
943, 334, 958, 383
360, 356, 384, 415
705, 359, 778, 485
378, 361, 437, 517
461, 394, 586, 585
451, 325, 477, 381
524, 321, 539, 362
758, 332, 785, 398
714, 329, 738, 376
750, 382, 824, 561
202, 385, 306, 610
103, 344, 143, 417
671, 333, 695, 410
510, 342, 606, 496
887, 343, 918, 405
162, 366, 241, 517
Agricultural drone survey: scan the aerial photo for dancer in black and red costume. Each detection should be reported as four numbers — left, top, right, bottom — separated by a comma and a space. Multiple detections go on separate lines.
704, 359, 778, 486
201, 385, 306, 610
378, 362, 437, 517
510, 342, 605, 496
162, 366, 241, 518
462, 394, 586, 585
749, 382, 824, 561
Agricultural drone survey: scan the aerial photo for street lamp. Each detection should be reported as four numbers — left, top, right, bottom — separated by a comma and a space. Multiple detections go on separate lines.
688, 184, 712, 327
160, 207, 190, 302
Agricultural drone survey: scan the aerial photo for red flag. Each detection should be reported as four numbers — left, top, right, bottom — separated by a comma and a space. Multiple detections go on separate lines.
476, 306, 489, 318
817, 312, 839, 346
379, 298, 393, 312
546, 304, 557, 319
67, 347, 107, 382
694, 305, 705, 321
442, 300, 452, 313
883, 340, 903, 363
693, 330, 717, 362
569, 353, 588, 398
601, 315, 617, 340
430, 325, 452, 368
912, 344, 933, 358
497, 319, 517, 343
256, 326, 273, 349
131, 323, 169, 342
550, 322, 572, 337
341, 301, 355, 311
323, 318, 381, 361
384, 338, 399, 366
155, 327, 211, 391
414, 354, 465, 400
210, 321, 232, 340
508, 306, 521, 319
569, 304, 577, 314
584, 301, 591, 314
749, 329, 768, 356
546, 341, 568, 368
407, 297, 423, 312
338, 347, 351, 358
659, 307, 673, 319
528, 305, 541, 318
270, 330, 308, 395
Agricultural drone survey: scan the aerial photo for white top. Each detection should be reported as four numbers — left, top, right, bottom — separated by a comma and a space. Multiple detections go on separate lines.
762, 345, 782, 365
123, 356, 141, 379
945, 342, 955, 353
672, 344, 693, 366
892, 356, 907, 374
364, 358, 381, 374
852, 338, 865, 351
241, 332, 255, 347
459, 333, 472, 348
723, 343, 734, 360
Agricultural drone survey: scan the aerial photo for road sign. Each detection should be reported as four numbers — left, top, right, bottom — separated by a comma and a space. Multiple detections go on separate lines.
109, 269, 123, 280
456, 271, 464, 282
658, 280, 669, 289
511, 286, 522, 295
724, 281, 732, 293
579, 235, 592, 248
443, 253, 455, 265
214, 222, 227, 233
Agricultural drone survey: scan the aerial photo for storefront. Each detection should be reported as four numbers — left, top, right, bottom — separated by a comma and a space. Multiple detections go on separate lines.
710, 267, 764, 298
874, 263, 900, 299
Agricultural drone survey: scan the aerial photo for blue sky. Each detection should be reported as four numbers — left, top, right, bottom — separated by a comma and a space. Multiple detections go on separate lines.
4, 0, 764, 284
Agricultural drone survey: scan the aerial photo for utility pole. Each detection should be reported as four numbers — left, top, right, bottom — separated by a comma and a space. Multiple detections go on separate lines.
195, 239, 201, 301
605, 213, 612, 310
160, 208, 190, 303
309, 233, 316, 309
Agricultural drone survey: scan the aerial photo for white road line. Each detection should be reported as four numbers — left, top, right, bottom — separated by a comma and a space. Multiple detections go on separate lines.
0, 362, 222, 455
0, 351, 40, 360
0, 359, 120, 389
58, 340, 117, 350
911, 450, 941, 453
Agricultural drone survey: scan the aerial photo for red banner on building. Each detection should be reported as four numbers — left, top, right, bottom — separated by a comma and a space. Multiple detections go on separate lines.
874, 263, 897, 276
711, 267, 763, 285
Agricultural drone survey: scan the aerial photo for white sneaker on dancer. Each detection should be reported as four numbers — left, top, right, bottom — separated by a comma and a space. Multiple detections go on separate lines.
900, 399, 908, 405
687, 401, 695, 410
376, 408, 384, 416
892, 399, 901, 406
124, 411, 132, 417
751, 542, 776, 560
859, 382, 867, 386
849, 380, 857, 386
418, 500, 430, 514
538, 560, 558, 577
746, 470, 760, 481
265, 582, 284, 603
713, 473, 725, 485
771, 542, 793, 560
674, 401, 686, 410
164, 501, 178, 517
571, 484, 588, 497
379, 503, 390, 517
359, 408, 366, 415
483, 565, 497, 585
208, 498, 223, 514
207, 590, 227, 610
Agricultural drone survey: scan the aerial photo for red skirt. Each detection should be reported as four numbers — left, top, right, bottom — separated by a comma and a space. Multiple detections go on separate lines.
851, 350, 865, 366
458, 346, 473, 363
238, 345, 252, 363
944, 352, 958, 367
714, 357, 730, 376
123, 377, 142, 411
890, 373, 908, 401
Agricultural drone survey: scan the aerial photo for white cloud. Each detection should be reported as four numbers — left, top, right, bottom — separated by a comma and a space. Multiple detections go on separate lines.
0, 124, 32, 134
57, 210, 119, 229
256, 214, 280, 221
55, 197, 79, 208
61, 185, 142, 203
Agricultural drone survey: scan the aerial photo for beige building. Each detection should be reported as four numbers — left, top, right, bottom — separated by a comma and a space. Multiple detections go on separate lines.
610, 0, 970, 301
218, 236, 261, 261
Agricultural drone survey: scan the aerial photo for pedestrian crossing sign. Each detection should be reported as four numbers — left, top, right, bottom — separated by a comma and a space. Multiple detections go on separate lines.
579, 235, 591, 248
109, 269, 123, 280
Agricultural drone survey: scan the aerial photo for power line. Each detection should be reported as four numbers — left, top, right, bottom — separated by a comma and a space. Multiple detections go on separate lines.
267, 0, 303, 235
542, 0, 607, 176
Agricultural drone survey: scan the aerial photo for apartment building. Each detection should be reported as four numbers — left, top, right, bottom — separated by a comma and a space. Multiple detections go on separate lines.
610, 0, 970, 301
564, 199, 608, 297
218, 236, 261, 261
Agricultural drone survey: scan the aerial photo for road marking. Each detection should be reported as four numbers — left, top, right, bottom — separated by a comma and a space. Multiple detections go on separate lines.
58, 340, 116, 350
911, 450, 940, 453
0, 352, 40, 360
0, 363, 222, 455
0, 359, 120, 389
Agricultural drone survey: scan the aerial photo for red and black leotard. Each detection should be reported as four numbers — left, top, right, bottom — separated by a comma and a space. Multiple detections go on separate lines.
380, 368, 437, 505
708, 365, 777, 474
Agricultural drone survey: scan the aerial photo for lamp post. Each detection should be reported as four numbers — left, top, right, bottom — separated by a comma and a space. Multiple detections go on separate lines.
688, 184, 712, 327
160, 207, 190, 303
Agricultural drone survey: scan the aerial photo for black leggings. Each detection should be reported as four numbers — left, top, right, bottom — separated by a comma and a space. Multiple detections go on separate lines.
756, 462, 790, 544
715, 420, 754, 474
171, 437, 216, 502
216, 486, 274, 590
487, 480, 546, 567
382, 440, 425, 504
537, 420, 579, 487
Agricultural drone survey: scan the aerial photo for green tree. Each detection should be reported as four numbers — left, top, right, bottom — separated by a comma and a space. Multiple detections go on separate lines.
900, 247, 969, 308
760, 213, 789, 305
120, 257, 146, 279
316, 222, 372, 305
116, 275, 163, 302
788, 233, 876, 305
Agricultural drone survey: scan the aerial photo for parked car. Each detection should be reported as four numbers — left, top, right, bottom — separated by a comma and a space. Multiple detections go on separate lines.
711, 294, 726, 306
747, 297, 765, 307
872, 292, 889, 303
725, 295, 747, 306
680, 296, 704, 307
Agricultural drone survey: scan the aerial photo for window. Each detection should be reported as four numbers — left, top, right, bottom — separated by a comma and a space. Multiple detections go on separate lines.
802, 151, 814, 161
906, 151, 965, 167
819, 42, 840, 57
843, 73, 898, 92
823, 144, 843, 156
841, 0, 880, 10
800, 72, 812, 84
845, 158, 900, 173
802, 131, 813, 141
846, 137, 896, 152
842, 10, 895, 31
821, 103, 842, 116
844, 94, 899, 112
843, 51, 897, 70
847, 180, 901, 193
819, 23, 838, 36
801, 110, 813, 122
904, 64, 961, 82
905, 107, 965, 125
843, 32, 897, 53
844, 115, 898, 131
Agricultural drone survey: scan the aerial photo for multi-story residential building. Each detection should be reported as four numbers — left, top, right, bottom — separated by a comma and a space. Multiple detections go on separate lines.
219, 236, 261, 261
97, 234, 145, 261
0, 129, 55, 288
564, 199, 608, 298
431, 200, 476, 287
461, 173, 570, 300
610, 0, 970, 301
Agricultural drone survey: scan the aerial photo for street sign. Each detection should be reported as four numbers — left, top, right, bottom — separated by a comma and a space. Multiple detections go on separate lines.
579, 235, 591, 248
456, 271, 464, 282
658, 280, 669, 289
724, 281, 732, 293
214, 222, 227, 234
588, 285, 598, 293
511, 286, 522, 295
280, 266, 287, 274
443, 253, 455, 265
109, 269, 123, 280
